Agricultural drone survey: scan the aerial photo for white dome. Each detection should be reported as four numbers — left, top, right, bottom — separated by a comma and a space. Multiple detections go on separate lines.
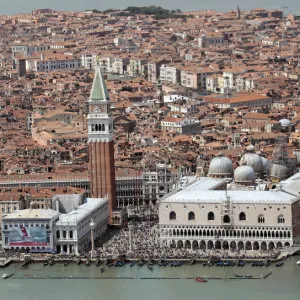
270, 163, 290, 181
240, 151, 263, 175
279, 119, 291, 126
234, 165, 255, 184
208, 153, 233, 178
261, 156, 270, 172
246, 144, 255, 152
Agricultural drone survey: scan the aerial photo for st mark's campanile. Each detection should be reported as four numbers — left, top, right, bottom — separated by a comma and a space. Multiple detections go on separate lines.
87, 66, 116, 222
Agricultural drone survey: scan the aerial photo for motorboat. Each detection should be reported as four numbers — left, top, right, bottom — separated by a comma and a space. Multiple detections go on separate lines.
2, 273, 13, 279
296, 260, 300, 265
195, 277, 208, 283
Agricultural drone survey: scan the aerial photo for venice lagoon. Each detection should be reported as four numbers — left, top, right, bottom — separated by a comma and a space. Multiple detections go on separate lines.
0, 256, 299, 300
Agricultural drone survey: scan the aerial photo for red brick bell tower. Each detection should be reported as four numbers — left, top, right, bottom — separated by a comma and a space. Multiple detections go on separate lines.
87, 66, 116, 223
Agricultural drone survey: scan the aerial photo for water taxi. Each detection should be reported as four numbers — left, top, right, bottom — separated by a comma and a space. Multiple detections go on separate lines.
195, 277, 208, 283
2, 273, 13, 279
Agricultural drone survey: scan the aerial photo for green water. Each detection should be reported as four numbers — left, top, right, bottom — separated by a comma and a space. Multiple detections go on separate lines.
0, 257, 299, 300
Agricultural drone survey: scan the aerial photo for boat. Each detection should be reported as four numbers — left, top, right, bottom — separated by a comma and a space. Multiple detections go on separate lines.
21, 260, 31, 268
86, 260, 91, 267
2, 273, 13, 279
266, 260, 272, 267
49, 260, 55, 266
138, 260, 146, 267
101, 268, 105, 273
190, 259, 196, 265
238, 260, 246, 267
148, 265, 153, 270
259, 261, 265, 267
276, 261, 284, 267
231, 261, 236, 266
195, 277, 208, 283
64, 261, 70, 266
130, 261, 136, 267
43, 261, 49, 266
234, 274, 253, 278
208, 261, 214, 267
77, 259, 82, 265
202, 261, 207, 267
296, 260, 300, 265
149, 259, 156, 266
96, 260, 101, 267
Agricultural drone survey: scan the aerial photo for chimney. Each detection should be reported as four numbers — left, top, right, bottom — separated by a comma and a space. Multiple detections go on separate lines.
41, 54, 44, 60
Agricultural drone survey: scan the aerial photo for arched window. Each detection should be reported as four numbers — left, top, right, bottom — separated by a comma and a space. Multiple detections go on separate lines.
188, 211, 195, 220
169, 211, 176, 220
91, 124, 95, 132
208, 211, 214, 220
102, 124, 105, 131
95, 124, 99, 131
223, 215, 231, 223
258, 214, 265, 224
278, 215, 285, 224
239, 212, 246, 221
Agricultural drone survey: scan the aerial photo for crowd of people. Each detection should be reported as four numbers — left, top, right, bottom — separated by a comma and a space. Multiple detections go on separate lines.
0, 205, 284, 261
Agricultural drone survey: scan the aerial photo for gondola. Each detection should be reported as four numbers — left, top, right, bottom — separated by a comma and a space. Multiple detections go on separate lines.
96, 260, 101, 267
238, 260, 246, 267
77, 259, 82, 265
130, 261, 136, 267
86, 260, 91, 267
148, 265, 153, 270
259, 261, 265, 267
43, 261, 49, 266
266, 260, 272, 267
231, 261, 236, 266
276, 261, 284, 267
234, 274, 253, 278
49, 260, 55, 266
190, 259, 196, 265
101, 268, 105, 273
64, 261, 70, 266
208, 261, 214, 267
203, 261, 207, 267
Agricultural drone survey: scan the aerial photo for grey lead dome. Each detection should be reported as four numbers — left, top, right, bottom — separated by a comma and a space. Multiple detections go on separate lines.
234, 165, 256, 185
208, 152, 233, 178
240, 145, 263, 176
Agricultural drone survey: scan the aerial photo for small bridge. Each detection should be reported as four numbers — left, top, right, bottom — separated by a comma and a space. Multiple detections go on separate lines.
278, 244, 300, 258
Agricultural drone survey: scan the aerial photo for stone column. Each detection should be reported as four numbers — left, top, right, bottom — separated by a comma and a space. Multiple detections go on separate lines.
90, 219, 96, 259
128, 224, 134, 252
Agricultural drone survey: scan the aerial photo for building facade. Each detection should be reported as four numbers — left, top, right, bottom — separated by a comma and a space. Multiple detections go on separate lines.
159, 177, 300, 251
1, 204, 59, 251
54, 198, 108, 255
